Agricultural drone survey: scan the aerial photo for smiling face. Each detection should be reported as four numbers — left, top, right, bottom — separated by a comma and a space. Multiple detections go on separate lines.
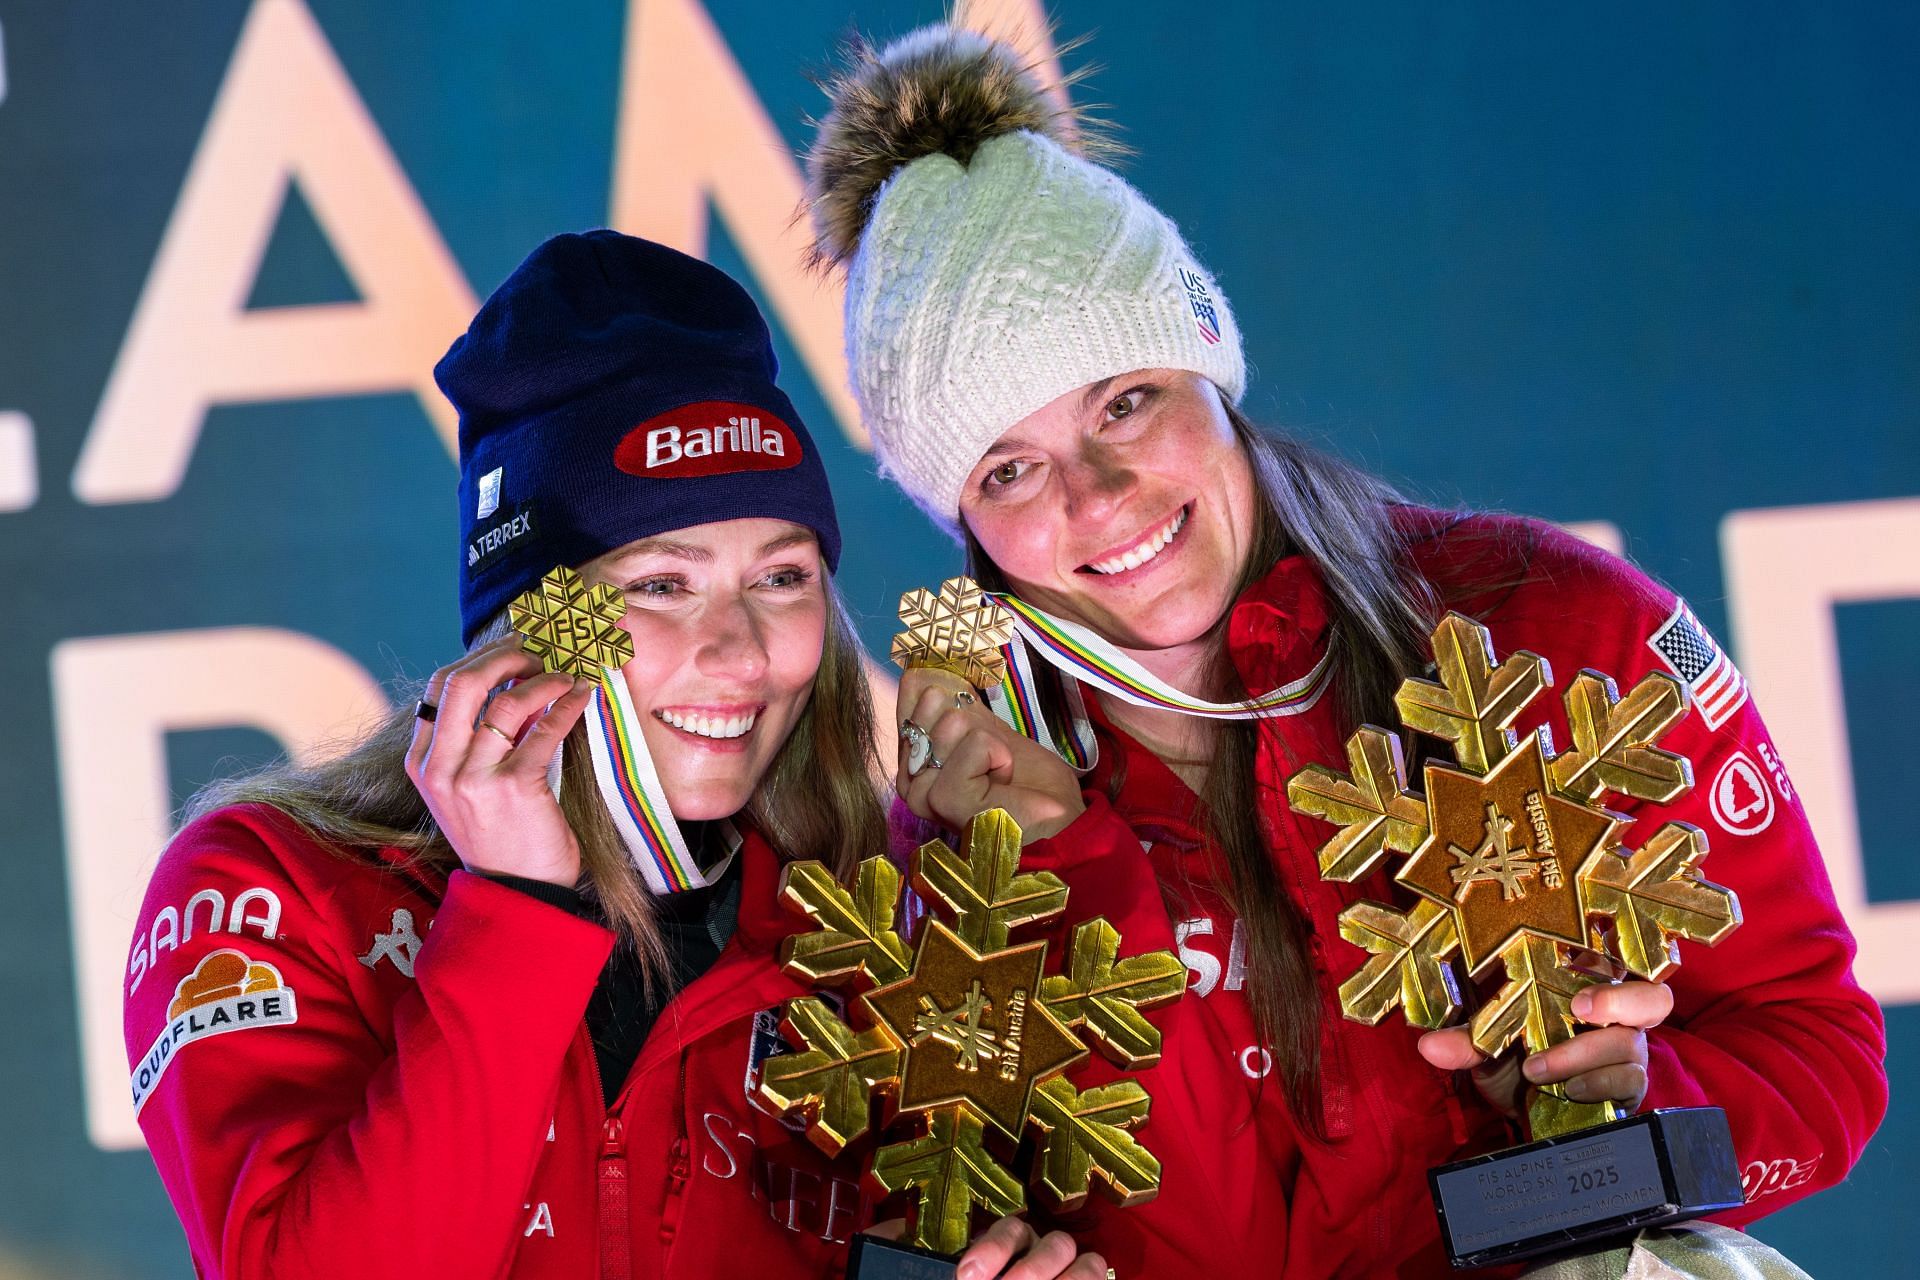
957, 369, 1260, 680
578, 518, 827, 822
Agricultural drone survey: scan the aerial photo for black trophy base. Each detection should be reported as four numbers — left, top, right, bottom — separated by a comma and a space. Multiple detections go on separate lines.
847, 1233, 961, 1279
1430, 1106, 1744, 1270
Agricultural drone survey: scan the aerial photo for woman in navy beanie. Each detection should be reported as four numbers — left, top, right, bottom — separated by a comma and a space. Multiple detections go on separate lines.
122, 232, 1093, 1279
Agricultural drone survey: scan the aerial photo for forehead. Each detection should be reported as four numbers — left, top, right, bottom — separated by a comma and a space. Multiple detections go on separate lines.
977, 368, 1190, 461
589, 518, 818, 568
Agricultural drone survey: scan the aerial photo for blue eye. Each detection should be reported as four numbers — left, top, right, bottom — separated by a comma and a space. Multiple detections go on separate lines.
625, 576, 682, 598
763, 567, 815, 590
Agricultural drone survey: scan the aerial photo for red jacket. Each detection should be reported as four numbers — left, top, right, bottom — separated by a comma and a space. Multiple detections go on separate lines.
126, 806, 899, 1279
994, 511, 1885, 1277
125, 513, 1885, 1279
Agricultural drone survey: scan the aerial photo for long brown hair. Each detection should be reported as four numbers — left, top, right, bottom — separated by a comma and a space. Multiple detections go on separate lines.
180, 586, 887, 994
965, 406, 1440, 1133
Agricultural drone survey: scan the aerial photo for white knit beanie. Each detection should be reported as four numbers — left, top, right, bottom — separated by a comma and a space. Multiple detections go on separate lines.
808, 27, 1246, 530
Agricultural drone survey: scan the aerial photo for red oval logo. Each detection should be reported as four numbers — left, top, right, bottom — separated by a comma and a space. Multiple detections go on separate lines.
613, 400, 803, 479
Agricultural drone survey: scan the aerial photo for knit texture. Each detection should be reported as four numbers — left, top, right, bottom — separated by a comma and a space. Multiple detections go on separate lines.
843, 129, 1246, 529
437, 231, 841, 643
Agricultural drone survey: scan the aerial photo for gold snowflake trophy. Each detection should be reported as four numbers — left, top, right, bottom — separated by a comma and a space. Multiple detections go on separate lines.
753, 578, 1185, 1277
1286, 613, 1747, 1268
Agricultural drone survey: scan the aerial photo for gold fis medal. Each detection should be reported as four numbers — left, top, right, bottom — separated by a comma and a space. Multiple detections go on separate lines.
891, 576, 1015, 691
507, 565, 633, 677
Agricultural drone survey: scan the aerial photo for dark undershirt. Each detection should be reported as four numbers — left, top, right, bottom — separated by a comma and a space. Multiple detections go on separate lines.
487, 840, 743, 1106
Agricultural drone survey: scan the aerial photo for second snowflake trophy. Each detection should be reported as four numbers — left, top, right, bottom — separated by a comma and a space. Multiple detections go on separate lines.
757, 579, 1184, 1279
1286, 613, 1746, 1268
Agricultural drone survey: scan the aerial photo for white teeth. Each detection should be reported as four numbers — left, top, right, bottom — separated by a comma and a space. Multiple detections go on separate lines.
1089, 507, 1188, 575
654, 708, 757, 739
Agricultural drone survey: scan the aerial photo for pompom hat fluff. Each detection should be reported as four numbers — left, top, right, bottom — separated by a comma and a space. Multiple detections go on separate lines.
807, 25, 1246, 530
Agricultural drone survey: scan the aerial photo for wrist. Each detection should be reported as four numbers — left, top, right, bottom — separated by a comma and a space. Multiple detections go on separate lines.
481, 871, 593, 919
1017, 795, 1087, 844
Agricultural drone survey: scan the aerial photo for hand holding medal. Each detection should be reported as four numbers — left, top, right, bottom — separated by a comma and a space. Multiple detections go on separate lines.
494, 564, 730, 895
891, 578, 1085, 843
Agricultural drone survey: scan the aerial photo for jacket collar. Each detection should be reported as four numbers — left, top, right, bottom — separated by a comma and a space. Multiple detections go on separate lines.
1223, 549, 1334, 696
1081, 551, 1335, 832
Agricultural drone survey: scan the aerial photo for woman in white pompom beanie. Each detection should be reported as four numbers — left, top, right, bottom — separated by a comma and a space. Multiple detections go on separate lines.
805, 21, 1883, 1280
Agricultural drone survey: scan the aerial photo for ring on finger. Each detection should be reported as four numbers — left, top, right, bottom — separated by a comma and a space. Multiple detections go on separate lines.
954, 689, 976, 708
413, 699, 439, 723
477, 719, 515, 746
901, 720, 935, 776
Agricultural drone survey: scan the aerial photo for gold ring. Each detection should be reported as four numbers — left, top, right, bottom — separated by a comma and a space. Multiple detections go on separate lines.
477, 719, 515, 746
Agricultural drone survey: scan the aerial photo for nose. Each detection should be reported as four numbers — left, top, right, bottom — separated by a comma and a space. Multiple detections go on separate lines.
1059, 444, 1136, 525
694, 591, 770, 684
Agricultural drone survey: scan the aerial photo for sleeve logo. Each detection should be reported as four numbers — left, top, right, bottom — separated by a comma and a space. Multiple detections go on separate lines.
1647, 600, 1750, 730
1709, 751, 1776, 836
131, 949, 298, 1114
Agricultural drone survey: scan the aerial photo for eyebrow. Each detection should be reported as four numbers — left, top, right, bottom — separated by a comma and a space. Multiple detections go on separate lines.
606, 528, 818, 568
1077, 374, 1123, 417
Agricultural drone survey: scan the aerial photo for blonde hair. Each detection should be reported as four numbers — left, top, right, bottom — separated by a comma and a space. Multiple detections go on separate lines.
181, 587, 887, 992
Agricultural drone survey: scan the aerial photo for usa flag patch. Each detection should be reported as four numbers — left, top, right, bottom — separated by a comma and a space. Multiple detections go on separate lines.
1648, 601, 1750, 731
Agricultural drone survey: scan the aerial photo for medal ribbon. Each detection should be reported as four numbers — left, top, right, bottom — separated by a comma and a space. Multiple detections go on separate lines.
582, 666, 732, 894
979, 592, 1336, 768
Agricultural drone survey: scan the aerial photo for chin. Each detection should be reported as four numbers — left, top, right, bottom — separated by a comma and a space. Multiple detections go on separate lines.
1095, 583, 1235, 651
658, 777, 756, 824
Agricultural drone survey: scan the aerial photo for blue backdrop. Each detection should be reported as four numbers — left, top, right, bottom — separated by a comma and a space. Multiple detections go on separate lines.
0, 2, 1911, 1275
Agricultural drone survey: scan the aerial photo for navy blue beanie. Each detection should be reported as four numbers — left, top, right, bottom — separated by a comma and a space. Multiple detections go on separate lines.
437, 231, 843, 645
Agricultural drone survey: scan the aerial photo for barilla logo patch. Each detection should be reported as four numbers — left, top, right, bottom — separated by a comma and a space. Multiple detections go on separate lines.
614, 401, 801, 479
466, 502, 536, 571
1176, 265, 1223, 346
131, 949, 298, 1113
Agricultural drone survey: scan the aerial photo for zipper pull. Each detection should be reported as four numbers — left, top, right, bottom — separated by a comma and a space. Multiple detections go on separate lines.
599, 1115, 633, 1280
668, 1135, 690, 1186
601, 1114, 626, 1160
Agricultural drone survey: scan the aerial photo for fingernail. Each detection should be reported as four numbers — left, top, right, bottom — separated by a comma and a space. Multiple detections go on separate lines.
956, 1264, 980, 1280
1522, 1055, 1548, 1082
1572, 990, 1594, 1019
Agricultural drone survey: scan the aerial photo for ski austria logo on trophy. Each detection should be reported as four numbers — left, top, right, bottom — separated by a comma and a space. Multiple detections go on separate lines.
1285, 613, 1745, 1268
754, 579, 1185, 1278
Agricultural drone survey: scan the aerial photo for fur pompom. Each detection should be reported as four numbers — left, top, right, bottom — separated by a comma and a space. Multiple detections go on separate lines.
804, 24, 1111, 269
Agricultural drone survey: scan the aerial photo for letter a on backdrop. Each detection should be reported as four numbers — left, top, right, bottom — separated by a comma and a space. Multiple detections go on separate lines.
73, 0, 476, 504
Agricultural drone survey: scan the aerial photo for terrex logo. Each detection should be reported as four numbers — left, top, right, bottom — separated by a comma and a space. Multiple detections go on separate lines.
614, 400, 802, 479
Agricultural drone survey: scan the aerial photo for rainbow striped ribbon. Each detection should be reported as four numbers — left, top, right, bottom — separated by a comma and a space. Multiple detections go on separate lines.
582, 667, 732, 894
986, 635, 1096, 770
980, 592, 1337, 768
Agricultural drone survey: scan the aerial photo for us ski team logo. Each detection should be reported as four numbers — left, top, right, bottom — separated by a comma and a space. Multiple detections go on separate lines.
1176, 265, 1223, 346
131, 949, 298, 1113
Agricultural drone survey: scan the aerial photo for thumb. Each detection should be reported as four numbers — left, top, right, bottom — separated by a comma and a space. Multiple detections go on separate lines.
1417, 1027, 1489, 1072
